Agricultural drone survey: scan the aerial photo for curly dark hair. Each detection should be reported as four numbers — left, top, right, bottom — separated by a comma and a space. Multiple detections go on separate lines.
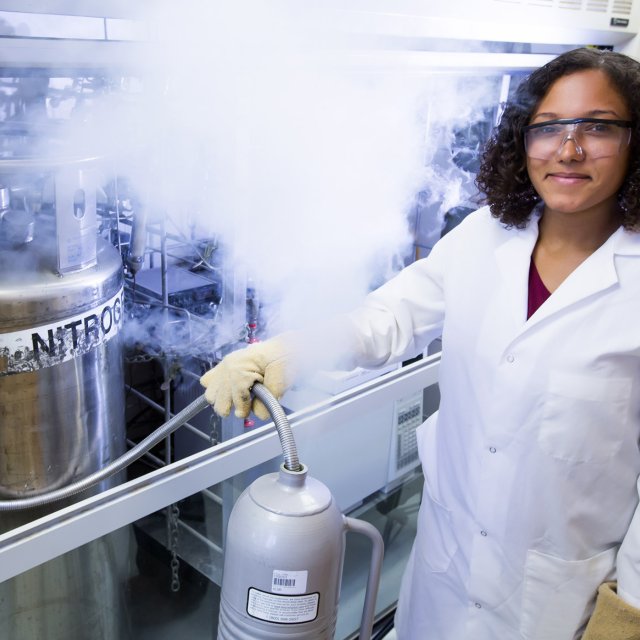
475, 47, 640, 230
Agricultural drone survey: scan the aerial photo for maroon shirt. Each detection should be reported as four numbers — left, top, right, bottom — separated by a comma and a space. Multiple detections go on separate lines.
527, 257, 551, 319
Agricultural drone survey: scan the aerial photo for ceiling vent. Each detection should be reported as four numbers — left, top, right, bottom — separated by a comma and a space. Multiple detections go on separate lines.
612, 0, 633, 14
585, 0, 608, 11
494, 0, 633, 10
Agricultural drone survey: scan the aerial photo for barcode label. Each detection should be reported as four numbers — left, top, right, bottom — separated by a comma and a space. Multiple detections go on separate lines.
272, 570, 308, 595
273, 578, 296, 587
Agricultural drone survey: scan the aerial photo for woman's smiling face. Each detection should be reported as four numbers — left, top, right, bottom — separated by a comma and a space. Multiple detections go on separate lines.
526, 68, 631, 221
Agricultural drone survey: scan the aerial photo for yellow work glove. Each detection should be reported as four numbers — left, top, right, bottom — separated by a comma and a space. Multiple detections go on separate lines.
200, 335, 295, 421
582, 582, 640, 640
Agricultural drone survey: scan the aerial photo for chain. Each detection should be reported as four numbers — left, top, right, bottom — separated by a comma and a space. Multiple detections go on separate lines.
209, 412, 220, 446
169, 503, 181, 593
124, 353, 155, 364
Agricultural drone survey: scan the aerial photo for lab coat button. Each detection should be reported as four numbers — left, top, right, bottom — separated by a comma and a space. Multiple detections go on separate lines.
474, 602, 482, 609
506, 354, 515, 363
489, 447, 496, 453
480, 530, 487, 537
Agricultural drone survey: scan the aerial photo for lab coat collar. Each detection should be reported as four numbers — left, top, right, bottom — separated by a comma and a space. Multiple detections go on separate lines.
494, 212, 540, 329
495, 209, 640, 337
612, 225, 640, 257
526, 228, 620, 329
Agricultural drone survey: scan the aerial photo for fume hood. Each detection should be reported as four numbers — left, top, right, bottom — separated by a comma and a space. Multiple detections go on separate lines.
0, 2, 636, 639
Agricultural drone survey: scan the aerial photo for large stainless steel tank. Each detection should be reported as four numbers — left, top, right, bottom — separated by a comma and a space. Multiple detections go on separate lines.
0, 169, 129, 638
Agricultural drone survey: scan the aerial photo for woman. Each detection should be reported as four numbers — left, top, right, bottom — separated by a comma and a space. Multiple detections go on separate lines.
201, 48, 640, 639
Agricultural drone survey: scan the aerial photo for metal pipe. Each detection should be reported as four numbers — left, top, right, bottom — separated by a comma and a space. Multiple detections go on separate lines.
177, 518, 223, 555
0, 395, 210, 511
251, 383, 301, 472
125, 440, 164, 468
202, 488, 223, 506
125, 182, 148, 275
0, 384, 298, 508
126, 386, 211, 443
0, 383, 302, 512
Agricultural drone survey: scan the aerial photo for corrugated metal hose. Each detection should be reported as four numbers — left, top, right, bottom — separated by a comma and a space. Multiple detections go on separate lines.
0, 382, 295, 511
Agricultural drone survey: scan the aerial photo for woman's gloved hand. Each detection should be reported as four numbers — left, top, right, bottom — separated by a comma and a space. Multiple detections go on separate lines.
200, 335, 295, 420
582, 582, 640, 640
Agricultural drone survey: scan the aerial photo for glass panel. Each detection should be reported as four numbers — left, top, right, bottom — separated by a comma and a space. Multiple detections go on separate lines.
0, 470, 422, 639
339, 473, 422, 639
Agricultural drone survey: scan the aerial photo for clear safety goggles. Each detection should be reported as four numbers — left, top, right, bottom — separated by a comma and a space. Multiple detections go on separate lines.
523, 117, 632, 160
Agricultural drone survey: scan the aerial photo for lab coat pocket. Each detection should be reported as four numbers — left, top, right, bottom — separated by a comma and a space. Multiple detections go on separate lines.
415, 412, 457, 572
520, 546, 617, 640
538, 372, 631, 463
415, 481, 458, 573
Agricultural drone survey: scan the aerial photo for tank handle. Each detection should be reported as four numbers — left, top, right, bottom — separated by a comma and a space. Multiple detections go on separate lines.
344, 515, 385, 640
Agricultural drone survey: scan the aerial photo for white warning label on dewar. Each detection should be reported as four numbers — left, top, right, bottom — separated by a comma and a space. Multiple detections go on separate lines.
247, 588, 319, 624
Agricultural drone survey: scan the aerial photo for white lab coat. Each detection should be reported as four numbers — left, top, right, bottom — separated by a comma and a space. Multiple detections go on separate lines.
346, 206, 640, 639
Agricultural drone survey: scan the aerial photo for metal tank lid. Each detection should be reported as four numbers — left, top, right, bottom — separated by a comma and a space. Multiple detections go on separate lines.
248, 464, 333, 517
0, 235, 123, 331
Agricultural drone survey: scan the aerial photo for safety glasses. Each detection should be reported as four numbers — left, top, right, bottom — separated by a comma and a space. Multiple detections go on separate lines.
523, 117, 632, 160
